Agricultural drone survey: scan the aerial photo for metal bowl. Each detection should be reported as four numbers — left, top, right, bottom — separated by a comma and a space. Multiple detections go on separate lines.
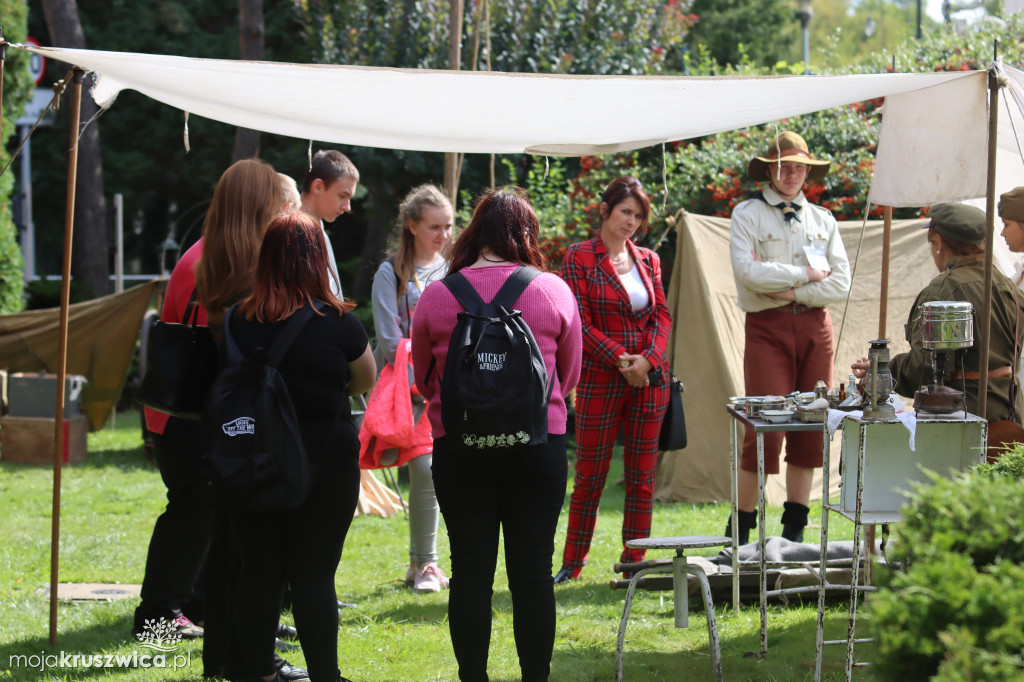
761, 409, 794, 424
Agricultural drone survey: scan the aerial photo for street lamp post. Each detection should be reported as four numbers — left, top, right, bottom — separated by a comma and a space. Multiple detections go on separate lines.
796, 0, 813, 74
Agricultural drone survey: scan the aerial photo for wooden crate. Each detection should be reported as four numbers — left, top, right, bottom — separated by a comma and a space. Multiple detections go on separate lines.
0, 415, 88, 465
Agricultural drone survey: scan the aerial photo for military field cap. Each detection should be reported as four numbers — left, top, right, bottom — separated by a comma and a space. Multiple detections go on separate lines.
998, 186, 1024, 222
747, 131, 831, 183
926, 203, 986, 245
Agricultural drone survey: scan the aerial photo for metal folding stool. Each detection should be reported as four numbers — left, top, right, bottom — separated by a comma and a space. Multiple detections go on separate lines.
616, 536, 732, 682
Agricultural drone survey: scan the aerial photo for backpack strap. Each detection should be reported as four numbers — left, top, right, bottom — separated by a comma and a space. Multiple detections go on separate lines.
492, 266, 541, 309
441, 271, 487, 313
223, 302, 322, 368
183, 287, 202, 326
222, 304, 245, 366
265, 303, 322, 368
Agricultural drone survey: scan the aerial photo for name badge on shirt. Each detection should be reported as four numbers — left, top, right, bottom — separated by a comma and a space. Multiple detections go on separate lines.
803, 246, 831, 272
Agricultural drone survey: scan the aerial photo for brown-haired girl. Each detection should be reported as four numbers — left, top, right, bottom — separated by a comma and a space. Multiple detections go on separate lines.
411, 187, 582, 681
554, 175, 672, 584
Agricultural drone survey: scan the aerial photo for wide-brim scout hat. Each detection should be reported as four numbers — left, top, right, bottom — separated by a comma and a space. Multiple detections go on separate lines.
747, 131, 831, 183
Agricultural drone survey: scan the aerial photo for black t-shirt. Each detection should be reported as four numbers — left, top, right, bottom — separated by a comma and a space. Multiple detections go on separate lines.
229, 304, 368, 462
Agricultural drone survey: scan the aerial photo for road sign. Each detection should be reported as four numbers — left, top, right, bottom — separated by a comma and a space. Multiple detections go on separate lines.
16, 88, 55, 127
25, 37, 45, 85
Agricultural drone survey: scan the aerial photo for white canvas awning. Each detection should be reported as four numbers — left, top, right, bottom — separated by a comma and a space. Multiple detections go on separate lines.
21, 44, 1024, 207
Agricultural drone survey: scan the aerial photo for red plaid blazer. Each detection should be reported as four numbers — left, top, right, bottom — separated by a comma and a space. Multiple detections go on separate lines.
561, 237, 671, 374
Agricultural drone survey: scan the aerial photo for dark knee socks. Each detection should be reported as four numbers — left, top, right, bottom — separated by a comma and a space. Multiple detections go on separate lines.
724, 510, 758, 545
781, 501, 810, 543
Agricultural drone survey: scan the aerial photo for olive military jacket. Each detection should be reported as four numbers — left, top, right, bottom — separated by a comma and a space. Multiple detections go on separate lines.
889, 254, 1024, 422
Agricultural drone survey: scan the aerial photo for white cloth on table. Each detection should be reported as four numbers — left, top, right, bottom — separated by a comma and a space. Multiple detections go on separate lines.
827, 401, 919, 451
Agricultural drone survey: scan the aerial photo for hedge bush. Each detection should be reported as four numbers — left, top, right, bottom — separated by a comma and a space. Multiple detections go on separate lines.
867, 448, 1024, 680
0, 0, 31, 313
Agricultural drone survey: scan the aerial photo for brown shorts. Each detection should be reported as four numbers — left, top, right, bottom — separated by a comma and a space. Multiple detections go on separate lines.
741, 306, 833, 474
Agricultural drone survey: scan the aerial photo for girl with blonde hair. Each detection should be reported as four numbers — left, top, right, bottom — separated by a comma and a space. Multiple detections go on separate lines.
369, 183, 453, 592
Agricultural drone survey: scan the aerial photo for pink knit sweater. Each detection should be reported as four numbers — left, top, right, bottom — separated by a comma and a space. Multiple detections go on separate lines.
410, 264, 582, 439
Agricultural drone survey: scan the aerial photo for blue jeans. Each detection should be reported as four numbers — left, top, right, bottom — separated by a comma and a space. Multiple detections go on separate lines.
432, 434, 567, 682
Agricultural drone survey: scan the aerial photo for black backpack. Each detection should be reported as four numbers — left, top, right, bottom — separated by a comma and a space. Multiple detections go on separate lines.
436, 266, 552, 453
199, 303, 317, 513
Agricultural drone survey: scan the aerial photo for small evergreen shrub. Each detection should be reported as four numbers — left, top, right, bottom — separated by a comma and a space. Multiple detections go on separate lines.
975, 442, 1024, 481
868, 466, 1024, 680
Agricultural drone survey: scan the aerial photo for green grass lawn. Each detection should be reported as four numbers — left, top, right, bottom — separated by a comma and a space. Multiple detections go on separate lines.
0, 410, 875, 681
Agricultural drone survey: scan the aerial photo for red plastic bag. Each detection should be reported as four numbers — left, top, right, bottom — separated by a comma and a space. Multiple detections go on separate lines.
359, 338, 432, 468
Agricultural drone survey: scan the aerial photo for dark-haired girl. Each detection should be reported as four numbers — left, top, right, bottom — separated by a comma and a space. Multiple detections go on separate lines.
554, 176, 672, 584
411, 187, 581, 682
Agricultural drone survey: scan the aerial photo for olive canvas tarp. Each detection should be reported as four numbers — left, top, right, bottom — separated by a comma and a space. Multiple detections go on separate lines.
0, 280, 158, 431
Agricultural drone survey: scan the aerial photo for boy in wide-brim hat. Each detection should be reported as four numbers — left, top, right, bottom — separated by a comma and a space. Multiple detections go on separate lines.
747, 130, 831, 184
726, 130, 851, 546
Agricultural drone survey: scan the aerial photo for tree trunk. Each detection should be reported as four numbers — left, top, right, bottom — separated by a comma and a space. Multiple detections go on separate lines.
41, 0, 109, 296
232, 0, 264, 161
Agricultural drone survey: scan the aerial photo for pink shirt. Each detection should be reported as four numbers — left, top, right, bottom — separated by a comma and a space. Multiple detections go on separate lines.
410, 264, 582, 439
144, 240, 208, 434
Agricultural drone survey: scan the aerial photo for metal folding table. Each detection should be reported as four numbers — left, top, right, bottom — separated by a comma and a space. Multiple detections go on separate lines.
726, 405, 829, 657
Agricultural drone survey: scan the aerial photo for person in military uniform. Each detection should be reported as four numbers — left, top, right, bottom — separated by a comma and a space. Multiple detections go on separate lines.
852, 203, 1024, 457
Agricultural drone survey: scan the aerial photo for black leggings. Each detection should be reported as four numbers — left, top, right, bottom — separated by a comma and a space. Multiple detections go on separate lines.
136, 417, 211, 626
432, 434, 567, 682
227, 455, 360, 681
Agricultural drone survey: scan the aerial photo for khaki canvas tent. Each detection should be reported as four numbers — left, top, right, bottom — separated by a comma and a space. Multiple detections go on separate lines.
9, 44, 1024, 641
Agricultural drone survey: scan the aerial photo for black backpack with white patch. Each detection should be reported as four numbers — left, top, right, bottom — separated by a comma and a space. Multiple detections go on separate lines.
200, 303, 317, 513
436, 266, 552, 453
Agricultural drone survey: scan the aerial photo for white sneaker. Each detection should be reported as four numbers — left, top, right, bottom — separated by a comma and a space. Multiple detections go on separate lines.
413, 562, 449, 593
404, 563, 418, 585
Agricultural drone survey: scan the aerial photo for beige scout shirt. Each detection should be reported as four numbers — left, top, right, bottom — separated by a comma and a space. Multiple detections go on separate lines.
730, 186, 851, 313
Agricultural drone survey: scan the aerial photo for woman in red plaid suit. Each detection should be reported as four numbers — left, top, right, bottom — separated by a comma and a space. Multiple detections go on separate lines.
554, 176, 672, 583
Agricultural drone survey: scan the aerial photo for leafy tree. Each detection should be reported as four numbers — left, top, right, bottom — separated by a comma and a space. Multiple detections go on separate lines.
28, 0, 314, 287
290, 0, 695, 298
0, 0, 30, 312
684, 0, 799, 69
812, 0, 937, 71
233, 0, 265, 161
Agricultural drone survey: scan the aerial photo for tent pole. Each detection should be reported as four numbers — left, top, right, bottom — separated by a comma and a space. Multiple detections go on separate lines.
878, 207, 892, 338
863, 205, 893, 586
49, 67, 85, 645
978, 59, 1004, 419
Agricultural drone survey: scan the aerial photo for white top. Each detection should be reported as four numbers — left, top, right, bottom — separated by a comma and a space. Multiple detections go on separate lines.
730, 185, 851, 313
619, 262, 651, 312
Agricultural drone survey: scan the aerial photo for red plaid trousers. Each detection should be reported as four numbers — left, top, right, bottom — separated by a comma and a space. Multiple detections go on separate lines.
562, 367, 669, 570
